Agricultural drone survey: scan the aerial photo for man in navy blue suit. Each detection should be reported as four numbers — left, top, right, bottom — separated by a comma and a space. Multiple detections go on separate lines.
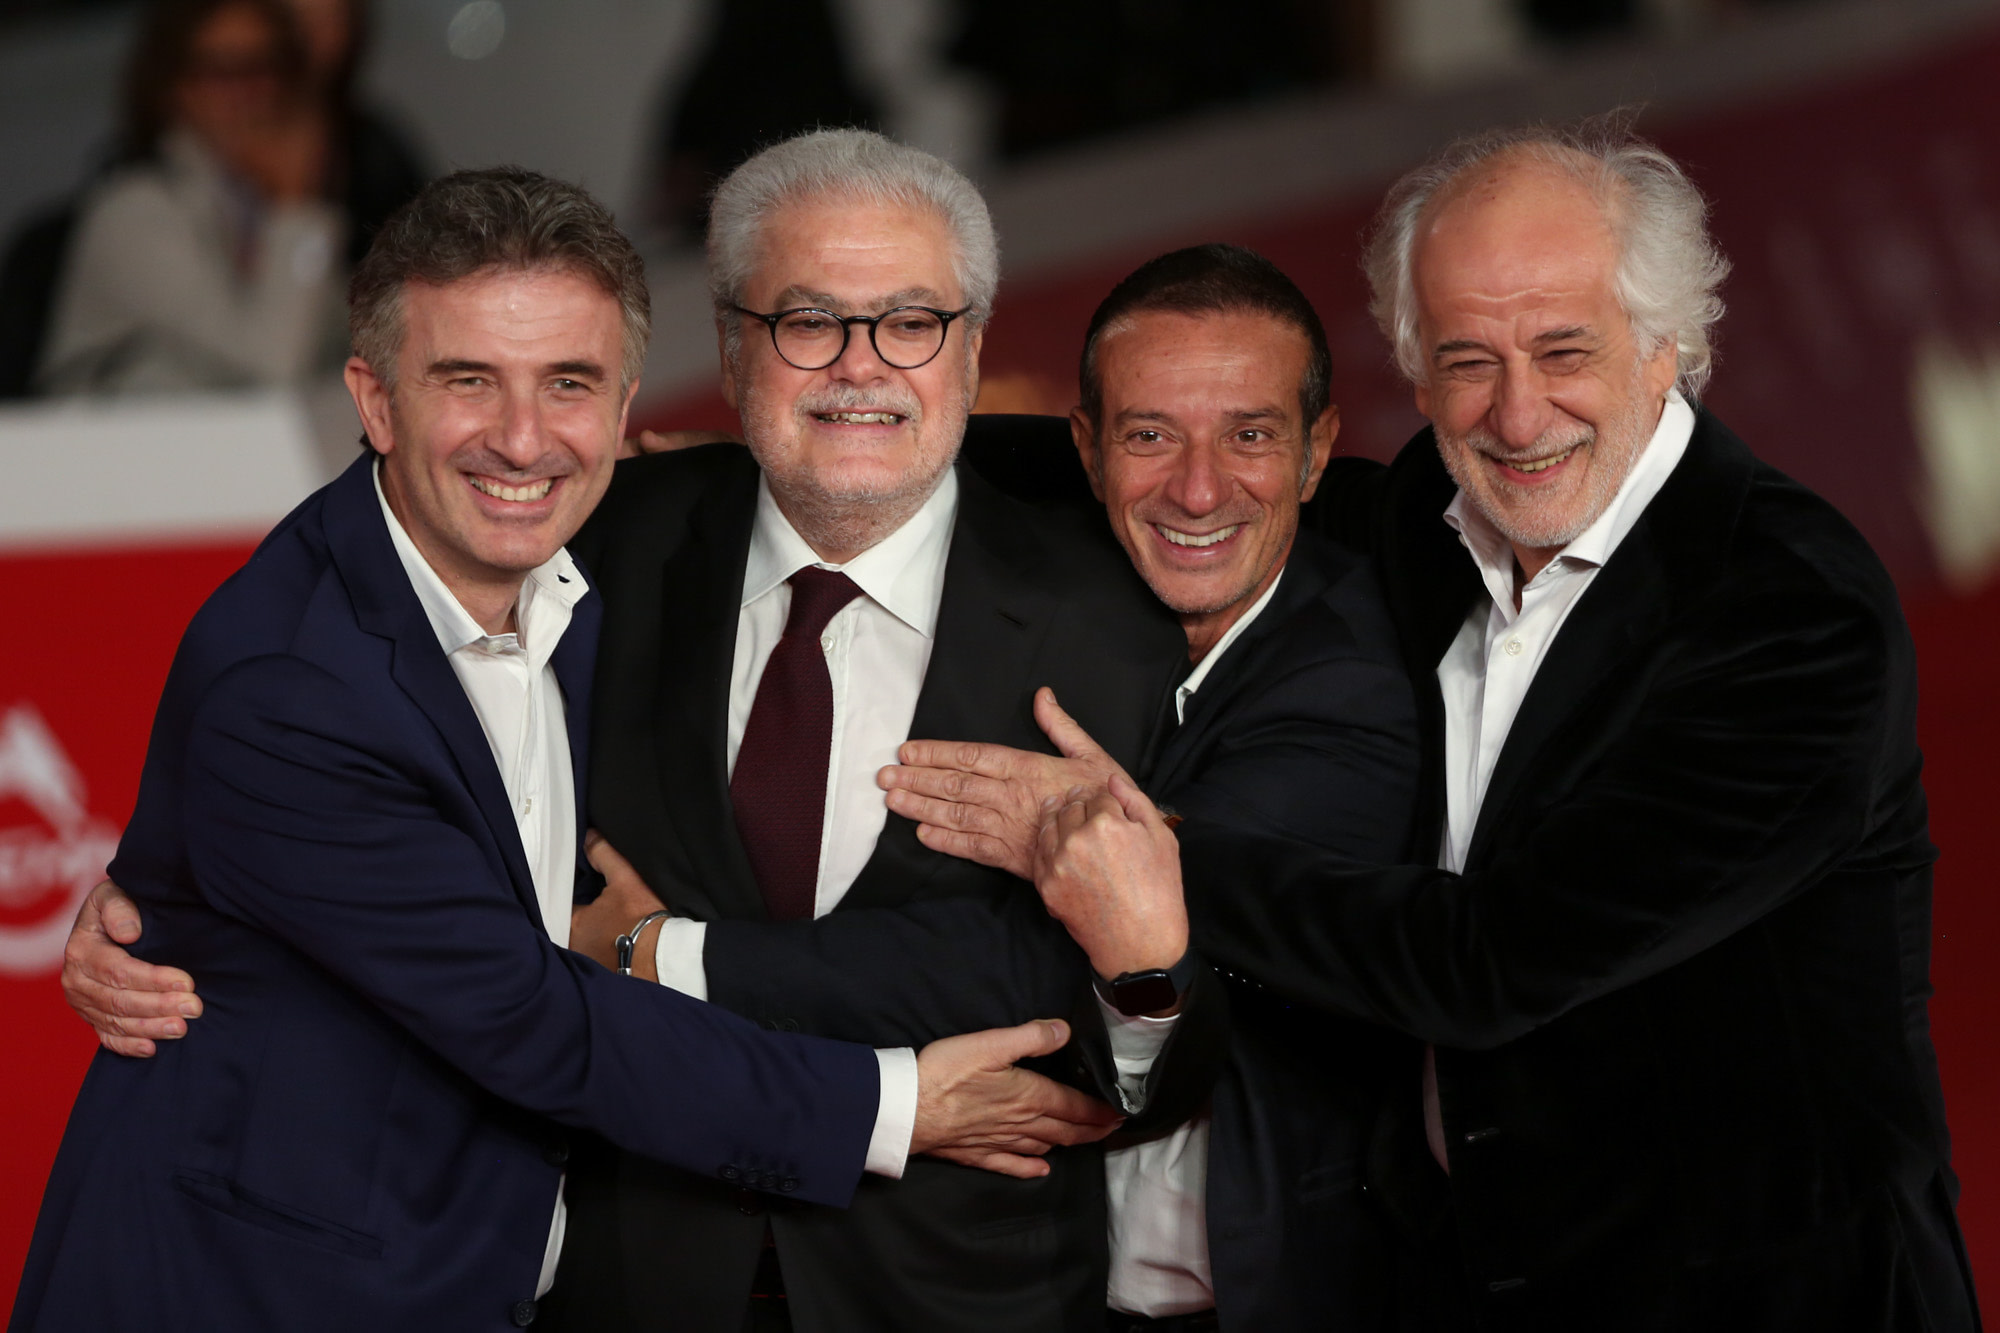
10, 168, 1113, 1333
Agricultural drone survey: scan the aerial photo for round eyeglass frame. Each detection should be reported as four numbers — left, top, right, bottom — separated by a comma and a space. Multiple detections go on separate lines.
731, 304, 973, 371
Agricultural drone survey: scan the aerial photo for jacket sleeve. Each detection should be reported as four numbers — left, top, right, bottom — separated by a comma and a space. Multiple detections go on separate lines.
181, 653, 881, 1208
1183, 573, 1914, 1050
702, 886, 1228, 1129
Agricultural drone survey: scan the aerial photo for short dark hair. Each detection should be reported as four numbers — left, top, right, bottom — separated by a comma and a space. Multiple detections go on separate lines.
348, 166, 651, 392
1078, 244, 1331, 427
121, 0, 309, 161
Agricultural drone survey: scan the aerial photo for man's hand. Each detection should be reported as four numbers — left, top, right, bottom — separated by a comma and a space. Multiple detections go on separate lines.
1033, 774, 1188, 981
911, 1018, 1123, 1179
569, 833, 669, 979
62, 880, 200, 1058
618, 429, 741, 459
881, 688, 1123, 879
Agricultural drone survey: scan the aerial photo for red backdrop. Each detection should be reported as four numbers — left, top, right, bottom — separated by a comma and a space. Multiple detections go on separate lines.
7, 19, 2000, 1315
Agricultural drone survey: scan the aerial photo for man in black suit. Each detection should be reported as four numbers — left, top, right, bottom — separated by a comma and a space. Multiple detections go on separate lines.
885, 245, 1424, 1332
537, 129, 1207, 1332
1025, 122, 1981, 1330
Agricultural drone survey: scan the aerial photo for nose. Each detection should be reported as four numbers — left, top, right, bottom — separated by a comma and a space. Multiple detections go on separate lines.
827, 318, 891, 383
491, 383, 548, 469
1488, 361, 1555, 451
1164, 441, 1228, 518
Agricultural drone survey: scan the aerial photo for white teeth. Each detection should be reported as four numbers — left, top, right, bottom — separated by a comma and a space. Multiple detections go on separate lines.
1510, 447, 1575, 474
817, 411, 902, 424
1157, 524, 1241, 548
471, 477, 554, 502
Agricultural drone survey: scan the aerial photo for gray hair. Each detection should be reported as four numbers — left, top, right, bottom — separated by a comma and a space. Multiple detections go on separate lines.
706, 129, 999, 360
349, 166, 651, 394
1363, 113, 1730, 399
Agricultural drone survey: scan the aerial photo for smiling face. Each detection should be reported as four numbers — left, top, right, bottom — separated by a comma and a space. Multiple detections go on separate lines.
346, 266, 634, 632
1412, 157, 1678, 577
722, 194, 982, 561
1074, 308, 1336, 661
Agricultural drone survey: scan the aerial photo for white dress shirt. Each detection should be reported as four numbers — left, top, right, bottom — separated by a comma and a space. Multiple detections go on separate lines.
652, 470, 964, 1175
1105, 567, 1285, 1318
1424, 390, 1695, 1167
375, 466, 583, 1299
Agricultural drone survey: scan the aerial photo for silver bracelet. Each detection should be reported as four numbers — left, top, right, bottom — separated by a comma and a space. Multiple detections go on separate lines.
615, 909, 674, 976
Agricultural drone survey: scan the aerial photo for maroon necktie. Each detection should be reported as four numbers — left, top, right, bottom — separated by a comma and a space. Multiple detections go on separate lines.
730, 567, 862, 921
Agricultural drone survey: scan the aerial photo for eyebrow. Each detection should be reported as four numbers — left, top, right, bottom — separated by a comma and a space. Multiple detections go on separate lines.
423, 357, 608, 381
769, 285, 952, 313
1112, 406, 1289, 427
1430, 326, 1599, 360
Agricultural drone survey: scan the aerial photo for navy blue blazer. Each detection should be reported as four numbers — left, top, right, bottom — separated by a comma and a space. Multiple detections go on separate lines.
11, 455, 881, 1333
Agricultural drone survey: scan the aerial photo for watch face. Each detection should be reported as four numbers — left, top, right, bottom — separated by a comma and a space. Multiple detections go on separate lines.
1110, 970, 1177, 1016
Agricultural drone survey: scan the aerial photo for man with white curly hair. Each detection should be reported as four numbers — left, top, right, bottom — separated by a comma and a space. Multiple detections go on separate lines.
1025, 118, 1980, 1329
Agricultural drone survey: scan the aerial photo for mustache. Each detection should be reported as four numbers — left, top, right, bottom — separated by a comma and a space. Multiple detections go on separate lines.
1460, 420, 1594, 461
796, 382, 923, 421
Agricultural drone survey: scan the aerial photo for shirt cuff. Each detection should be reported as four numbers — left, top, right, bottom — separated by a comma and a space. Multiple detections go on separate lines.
865, 1047, 918, 1179
1096, 992, 1180, 1114
653, 918, 708, 999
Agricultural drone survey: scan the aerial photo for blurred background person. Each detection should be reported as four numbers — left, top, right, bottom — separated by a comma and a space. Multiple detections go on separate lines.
279, 0, 425, 265
35, 0, 357, 393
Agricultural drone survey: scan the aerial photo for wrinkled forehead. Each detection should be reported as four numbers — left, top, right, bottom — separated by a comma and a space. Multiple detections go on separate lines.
1414, 156, 1623, 308
746, 192, 963, 309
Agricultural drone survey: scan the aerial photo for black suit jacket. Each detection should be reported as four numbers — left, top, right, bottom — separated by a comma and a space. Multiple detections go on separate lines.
550, 444, 1195, 1333
1182, 412, 1980, 1331
1146, 529, 1423, 1332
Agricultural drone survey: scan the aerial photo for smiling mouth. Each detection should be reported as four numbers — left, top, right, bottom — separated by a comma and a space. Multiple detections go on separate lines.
1503, 446, 1578, 475
470, 476, 554, 502
814, 411, 905, 425
1155, 523, 1243, 548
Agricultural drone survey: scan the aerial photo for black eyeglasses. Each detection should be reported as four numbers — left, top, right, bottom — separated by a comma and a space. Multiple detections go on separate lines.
732, 304, 972, 371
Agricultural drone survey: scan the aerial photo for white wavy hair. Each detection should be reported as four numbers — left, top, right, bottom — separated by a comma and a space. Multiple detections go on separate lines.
706, 128, 999, 360
1363, 113, 1731, 399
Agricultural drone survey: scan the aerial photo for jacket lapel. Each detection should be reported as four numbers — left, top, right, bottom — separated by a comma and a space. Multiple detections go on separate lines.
554, 587, 601, 876
323, 454, 542, 924
649, 474, 765, 922
839, 467, 1056, 913
1150, 539, 1332, 793
1465, 411, 1753, 867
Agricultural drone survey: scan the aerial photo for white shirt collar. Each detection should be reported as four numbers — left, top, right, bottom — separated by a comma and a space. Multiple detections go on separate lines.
372, 459, 587, 657
1175, 565, 1286, 722
740, 467, 959, 639
1443, 389, 1695, 593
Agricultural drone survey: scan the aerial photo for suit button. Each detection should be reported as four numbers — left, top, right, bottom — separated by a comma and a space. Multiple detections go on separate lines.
719, 1164, 741, 1182
736, 1187, 762, 1216
779, 1175, 800, 1193
543, 1139, 570, 1168
758, 1170, 778, 1189
777, 1018, 800, 1033
510, 1297, 539, 1325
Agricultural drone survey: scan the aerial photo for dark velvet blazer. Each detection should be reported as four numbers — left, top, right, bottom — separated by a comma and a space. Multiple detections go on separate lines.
11, 455, 881, 1333
551, 443, 1196, 1333
1181, 411, 1980, 1332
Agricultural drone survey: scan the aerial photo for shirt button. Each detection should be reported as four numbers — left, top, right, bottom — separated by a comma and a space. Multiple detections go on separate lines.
1503, 638, 1524, 657
521, 796, 534, 815
821, 634, 835, 650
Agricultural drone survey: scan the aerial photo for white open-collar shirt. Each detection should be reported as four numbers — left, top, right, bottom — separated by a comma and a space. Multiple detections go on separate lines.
1423, 390, 1695, 1173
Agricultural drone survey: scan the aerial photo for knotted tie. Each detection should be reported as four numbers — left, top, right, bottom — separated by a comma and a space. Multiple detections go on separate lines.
730, 566, 862, 921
